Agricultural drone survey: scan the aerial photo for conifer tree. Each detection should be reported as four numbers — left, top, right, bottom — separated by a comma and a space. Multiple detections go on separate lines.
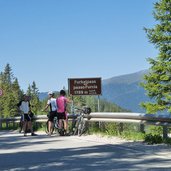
0, 64, 21, 117
141, 0, 171, 113
27, 81, 40, 114
11, 78, 22, 115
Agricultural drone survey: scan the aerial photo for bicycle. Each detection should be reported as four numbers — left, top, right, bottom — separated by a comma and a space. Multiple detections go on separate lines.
73, 106, 91, 136
45, 113, 65, 136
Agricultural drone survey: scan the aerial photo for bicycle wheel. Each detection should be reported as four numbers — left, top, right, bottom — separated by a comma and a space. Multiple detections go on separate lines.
78, 118, 86, 136
70, 118, 77, 135
58, 120, 65, 136
73, 117, 81, 135
45, 120, 54, 135
19, 121, 23, 133
45, 121, 49, 134
53, 117, 59, 135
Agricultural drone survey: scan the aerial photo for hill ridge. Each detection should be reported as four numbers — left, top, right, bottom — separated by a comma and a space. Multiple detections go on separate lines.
102, 69, 149, 112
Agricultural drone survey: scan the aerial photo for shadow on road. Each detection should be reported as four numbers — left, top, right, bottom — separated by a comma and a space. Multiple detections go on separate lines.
0, 131, 171, 171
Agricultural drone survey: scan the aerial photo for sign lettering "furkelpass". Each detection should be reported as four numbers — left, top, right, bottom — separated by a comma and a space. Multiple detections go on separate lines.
68, 78, 101, 95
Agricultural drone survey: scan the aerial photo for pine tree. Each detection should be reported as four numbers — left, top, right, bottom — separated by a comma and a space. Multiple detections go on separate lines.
11, 78, 22, 115
0, 64, 21, 117
141, 0, 171, 113
27, 81, 40, 114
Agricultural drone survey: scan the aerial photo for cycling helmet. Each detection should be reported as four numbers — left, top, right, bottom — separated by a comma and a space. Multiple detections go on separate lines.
48, 91, 54, 95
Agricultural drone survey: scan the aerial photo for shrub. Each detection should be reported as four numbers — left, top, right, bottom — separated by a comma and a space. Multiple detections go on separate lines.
144, 133, 163, 144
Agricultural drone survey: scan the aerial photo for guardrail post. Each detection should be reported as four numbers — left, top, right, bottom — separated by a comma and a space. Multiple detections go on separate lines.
0, 119, 2, 129
118, 123, 123, 134
6, 120, 8, 129
163, 125, 168, 140
140, 124, 145, 133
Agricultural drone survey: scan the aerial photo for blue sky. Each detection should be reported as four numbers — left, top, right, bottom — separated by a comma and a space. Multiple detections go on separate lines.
0, 0, 157, 92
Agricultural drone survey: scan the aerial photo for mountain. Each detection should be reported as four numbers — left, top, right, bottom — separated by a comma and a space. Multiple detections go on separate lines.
38, 91, 59, 101
39, 70, 150, 112
38, 92, 48, 101
102, 70, 149, 112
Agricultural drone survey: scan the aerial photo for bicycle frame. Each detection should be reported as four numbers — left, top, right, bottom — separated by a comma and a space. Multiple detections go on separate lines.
73, 107, 91, 136
45, 115, 65, 136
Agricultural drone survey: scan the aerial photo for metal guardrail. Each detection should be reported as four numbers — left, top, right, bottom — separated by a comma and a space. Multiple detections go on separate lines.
87, 112, 171, 126
0, 112, 171, 139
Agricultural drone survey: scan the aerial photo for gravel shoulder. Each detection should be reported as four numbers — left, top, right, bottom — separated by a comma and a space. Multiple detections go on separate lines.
77, 133, 171, 157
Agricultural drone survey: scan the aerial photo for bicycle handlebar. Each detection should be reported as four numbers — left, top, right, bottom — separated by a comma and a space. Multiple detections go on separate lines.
72, 106, 91, 114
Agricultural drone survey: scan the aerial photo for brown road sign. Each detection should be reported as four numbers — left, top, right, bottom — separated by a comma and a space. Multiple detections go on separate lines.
68, 77, 101, 95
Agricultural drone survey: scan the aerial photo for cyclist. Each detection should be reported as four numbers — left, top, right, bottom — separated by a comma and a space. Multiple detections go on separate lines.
17, 94, 37, 136
42, 91, 57, 136
56, 90, 71, 135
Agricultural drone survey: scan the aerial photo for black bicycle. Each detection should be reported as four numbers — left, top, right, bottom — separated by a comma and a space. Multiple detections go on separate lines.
45, 114, 65, 136
73, 106, 91, 136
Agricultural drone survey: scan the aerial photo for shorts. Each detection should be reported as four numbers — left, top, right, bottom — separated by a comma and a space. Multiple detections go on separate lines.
49, 111, 57, 122
20, 114, 24, 121
24, 114, 31, 122
57, 112, 67, 120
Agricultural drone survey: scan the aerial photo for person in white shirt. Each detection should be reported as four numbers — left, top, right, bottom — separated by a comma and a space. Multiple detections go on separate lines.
17, 94, 37, 136
42, 91, 57, 135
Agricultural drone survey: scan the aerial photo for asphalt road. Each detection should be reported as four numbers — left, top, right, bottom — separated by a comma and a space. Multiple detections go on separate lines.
0, 131, 171, 171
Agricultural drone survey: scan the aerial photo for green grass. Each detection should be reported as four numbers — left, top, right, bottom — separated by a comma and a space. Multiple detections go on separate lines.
2, 121, 171, 145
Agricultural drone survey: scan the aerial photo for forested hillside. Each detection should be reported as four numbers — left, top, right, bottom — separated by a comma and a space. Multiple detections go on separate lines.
0, 64, 41, 118
0, 64, 127, 118
102, 70, 149, 112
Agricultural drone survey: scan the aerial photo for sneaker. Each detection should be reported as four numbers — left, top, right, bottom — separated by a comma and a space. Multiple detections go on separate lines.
65, 132, 70, 136
47, 132, 52, 136
31, 133, 38, 136
24, 131, 27, 136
